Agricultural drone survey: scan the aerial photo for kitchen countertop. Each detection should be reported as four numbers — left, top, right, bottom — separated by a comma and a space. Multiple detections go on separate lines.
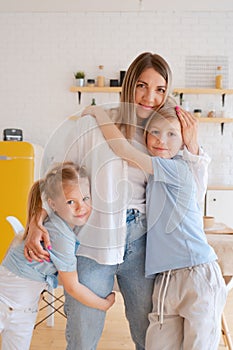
205, 223, 233, 235
207, 186, 233, 190
206, 232, 233, 276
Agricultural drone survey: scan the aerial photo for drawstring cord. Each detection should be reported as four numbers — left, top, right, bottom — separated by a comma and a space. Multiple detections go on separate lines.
157, 273, 165, 323
157, 270, 171, 329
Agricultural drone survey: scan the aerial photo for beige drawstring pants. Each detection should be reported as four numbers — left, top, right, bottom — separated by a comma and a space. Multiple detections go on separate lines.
146, 261, 227, 350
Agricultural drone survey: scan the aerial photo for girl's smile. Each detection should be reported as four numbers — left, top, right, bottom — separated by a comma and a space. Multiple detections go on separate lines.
48, 178, 92, 228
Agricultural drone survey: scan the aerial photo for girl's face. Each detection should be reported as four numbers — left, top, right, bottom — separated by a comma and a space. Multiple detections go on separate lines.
48, 178, 92, 228
135, 67, 167, 120
146, 116, 183, 159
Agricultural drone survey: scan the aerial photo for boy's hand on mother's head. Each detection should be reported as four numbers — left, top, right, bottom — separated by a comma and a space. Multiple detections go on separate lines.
176, 107, 199, 155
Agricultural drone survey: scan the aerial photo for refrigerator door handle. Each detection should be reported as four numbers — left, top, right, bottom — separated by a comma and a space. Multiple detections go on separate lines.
0, 156, 33, 160
0, 156, 11, 160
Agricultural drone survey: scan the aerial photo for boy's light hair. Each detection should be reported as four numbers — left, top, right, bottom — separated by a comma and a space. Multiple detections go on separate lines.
144, 96, 179, 143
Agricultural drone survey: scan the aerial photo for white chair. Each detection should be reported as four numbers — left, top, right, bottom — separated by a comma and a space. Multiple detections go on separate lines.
6, 215, 24, 235
6, 215, 66, 327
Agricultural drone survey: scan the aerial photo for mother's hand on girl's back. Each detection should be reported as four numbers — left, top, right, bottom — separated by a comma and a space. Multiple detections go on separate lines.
24, 219, 51, 262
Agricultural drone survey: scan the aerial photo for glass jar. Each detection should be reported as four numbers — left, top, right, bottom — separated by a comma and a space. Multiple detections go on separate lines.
97, 65, 105, 87
215, 66, 223, 89
193, 109, 202, 118
87, 79, 95, 87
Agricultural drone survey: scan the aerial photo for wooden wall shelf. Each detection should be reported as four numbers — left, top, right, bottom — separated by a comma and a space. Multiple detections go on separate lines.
70, 86, 122, 103
198, 117, 233, 134
199, 118, 233, 123
69, 86, 233, 132
173, 88, 233, 95
71, 86, 233, 96
173, 88, 233, 107
71, 86, 233, 105
70, 86, 122, 93
71, 87, 233, 95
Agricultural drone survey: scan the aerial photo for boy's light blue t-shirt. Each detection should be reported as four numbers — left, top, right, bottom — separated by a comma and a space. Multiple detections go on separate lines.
145, 155, 217, 277
2, 212, 80, 288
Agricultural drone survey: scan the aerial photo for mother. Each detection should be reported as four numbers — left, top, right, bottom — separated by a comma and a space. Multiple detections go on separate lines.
24, 52, 209, 350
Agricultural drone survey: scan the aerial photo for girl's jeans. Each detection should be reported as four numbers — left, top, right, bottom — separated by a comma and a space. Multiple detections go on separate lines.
64, 211, 154, 350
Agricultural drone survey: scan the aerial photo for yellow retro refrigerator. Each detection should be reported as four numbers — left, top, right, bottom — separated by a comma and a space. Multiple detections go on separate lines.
0, 141, 34, 262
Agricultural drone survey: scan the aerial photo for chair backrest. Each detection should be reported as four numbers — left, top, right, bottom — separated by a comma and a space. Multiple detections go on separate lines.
6, 216, 25, 235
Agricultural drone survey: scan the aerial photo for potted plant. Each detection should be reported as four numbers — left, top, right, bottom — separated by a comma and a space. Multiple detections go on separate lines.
74, 71, 85, 87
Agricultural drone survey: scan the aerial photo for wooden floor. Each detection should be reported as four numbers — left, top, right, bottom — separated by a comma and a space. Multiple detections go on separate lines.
1, 286, 233, 349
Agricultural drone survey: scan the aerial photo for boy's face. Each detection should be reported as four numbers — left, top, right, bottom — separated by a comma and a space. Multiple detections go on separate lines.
146, 116, 183, 159
48, 178, 92, 228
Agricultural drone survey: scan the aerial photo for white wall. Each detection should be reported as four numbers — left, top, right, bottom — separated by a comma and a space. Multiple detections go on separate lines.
1, 0, 233, 12
0, 9, 233, 185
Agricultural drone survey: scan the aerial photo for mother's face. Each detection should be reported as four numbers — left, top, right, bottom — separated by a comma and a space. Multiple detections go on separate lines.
135, 67, 167, 120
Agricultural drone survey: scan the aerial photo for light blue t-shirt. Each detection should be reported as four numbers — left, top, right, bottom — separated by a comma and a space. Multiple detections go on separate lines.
145, 155, 217, 278
2, 212, 80, 288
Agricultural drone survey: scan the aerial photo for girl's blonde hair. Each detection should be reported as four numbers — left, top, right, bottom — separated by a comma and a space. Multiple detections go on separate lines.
120, 52, 172, 140
23, 162, 88, 239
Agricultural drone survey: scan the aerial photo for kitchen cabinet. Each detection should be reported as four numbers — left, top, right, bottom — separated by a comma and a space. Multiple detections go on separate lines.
205, 189, 233, 228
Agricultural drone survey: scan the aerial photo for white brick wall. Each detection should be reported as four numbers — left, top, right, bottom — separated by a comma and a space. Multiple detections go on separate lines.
0, 11, 232, 185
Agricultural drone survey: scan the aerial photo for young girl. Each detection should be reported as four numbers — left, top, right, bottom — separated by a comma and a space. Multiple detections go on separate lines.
0, 162, 115, 350
85, 100, 227, 350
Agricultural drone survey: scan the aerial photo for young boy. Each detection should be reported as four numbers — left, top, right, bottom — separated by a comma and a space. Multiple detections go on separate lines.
84, 99, 227, 350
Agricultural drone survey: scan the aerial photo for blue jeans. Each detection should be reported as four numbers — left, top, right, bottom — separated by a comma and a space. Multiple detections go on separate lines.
64, 211, 154, 350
